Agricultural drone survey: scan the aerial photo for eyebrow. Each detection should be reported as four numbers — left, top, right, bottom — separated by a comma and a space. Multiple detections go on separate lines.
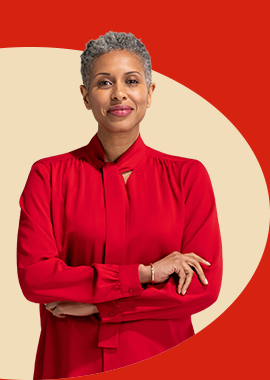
94, 71, 142, 78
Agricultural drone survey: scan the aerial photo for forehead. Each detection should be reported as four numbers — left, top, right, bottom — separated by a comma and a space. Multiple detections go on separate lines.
91, 50, 144, 76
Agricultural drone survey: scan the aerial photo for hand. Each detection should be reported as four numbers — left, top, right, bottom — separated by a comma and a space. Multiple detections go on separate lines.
139, 251, 211, 295
45, 301, 99, 318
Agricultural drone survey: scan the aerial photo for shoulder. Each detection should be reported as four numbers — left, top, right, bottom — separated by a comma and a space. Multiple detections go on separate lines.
181, 159, 211, 182
144, 146, 212, 191
145, 146, 192, 164
145, 146, 209, 175
31, 146, 87, 172
179, 158, 214, 201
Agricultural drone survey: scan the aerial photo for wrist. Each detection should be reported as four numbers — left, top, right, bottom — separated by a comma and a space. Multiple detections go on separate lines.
138, 264, 151, 284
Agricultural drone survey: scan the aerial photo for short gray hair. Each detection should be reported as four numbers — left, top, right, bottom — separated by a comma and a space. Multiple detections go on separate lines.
80, 31, 152, 91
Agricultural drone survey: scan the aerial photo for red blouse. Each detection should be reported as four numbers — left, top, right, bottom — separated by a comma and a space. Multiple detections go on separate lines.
17, 132, 223, 379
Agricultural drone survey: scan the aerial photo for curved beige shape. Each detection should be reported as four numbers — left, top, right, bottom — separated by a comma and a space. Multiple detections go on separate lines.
0, 48, 269, 380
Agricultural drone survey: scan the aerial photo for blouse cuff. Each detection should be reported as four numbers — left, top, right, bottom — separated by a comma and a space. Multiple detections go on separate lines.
119, 263, 143, 297
96, 263, 143, 320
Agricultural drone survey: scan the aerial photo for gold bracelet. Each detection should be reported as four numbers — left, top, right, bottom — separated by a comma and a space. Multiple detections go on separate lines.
149, 263, 154, 285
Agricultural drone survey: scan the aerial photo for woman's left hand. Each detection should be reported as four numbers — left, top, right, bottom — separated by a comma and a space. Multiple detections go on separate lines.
45, 301, 99, 318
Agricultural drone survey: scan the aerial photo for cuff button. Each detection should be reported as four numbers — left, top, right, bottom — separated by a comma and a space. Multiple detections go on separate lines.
128, 288, 134, 294
108, 311, 114, 317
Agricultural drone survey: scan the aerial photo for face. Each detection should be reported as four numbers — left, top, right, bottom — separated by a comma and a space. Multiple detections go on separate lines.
80, 50, 155, 134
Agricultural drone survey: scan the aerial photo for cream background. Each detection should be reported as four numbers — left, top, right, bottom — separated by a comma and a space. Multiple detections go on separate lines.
0, 48, 269, 380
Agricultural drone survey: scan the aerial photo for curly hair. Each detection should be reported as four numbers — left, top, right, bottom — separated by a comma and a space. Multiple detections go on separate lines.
80, 31, 152, 91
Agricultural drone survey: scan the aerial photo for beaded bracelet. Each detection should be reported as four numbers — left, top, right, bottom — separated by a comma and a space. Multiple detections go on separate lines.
149, 263, 154, 285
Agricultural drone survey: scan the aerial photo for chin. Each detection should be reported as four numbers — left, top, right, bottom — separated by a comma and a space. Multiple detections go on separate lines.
102, 122, 139, 134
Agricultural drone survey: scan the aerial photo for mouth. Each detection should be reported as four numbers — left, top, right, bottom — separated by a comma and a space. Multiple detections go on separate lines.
108, 105, 134, 117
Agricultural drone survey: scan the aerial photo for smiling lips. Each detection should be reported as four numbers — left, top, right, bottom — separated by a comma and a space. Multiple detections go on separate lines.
108, 105, 133, 117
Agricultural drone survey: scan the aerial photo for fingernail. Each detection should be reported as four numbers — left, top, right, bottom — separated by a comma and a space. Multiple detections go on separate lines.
204, 278, 208, 284
182, 289, 186, 295
205, 261, 211, 266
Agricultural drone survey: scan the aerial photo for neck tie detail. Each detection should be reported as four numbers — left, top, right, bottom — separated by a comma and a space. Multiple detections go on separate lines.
85, 132, 147, 173
84, 133, 146, 349
102, 163, 128, 265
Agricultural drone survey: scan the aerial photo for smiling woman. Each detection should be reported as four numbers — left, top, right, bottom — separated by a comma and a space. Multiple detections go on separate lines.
17, 31, 223, 380
80, 49, 155, 138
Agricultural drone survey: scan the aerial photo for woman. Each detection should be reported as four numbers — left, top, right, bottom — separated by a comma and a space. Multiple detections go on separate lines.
17, 31, 223, 379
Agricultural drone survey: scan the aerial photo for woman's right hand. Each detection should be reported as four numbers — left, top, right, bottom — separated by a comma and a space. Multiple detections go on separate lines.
139, 251, 211, 295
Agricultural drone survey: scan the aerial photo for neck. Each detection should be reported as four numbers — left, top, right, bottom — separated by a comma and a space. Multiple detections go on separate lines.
96, 127, 140, 163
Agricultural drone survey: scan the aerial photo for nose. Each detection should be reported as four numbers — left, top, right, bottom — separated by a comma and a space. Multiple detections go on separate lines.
111, 81, 127, 101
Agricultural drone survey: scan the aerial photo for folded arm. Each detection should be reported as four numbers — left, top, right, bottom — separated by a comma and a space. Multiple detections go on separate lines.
95, 160, 223, 322
17, 162, 143, 304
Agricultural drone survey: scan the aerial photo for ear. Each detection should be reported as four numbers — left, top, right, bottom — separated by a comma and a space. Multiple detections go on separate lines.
80, 85, 92, 110
146, 83, 156, 108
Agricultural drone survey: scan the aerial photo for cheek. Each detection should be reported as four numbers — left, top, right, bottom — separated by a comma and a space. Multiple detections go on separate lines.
133, 89, 148, 107
91, 94, 107, 115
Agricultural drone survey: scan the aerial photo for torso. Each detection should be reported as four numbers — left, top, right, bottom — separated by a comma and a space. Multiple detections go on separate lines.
28, 138, 210, 380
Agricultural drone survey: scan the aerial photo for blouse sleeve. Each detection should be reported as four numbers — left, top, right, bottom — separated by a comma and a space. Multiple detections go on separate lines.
17, 162, 143, 304
96, 160, 223, 322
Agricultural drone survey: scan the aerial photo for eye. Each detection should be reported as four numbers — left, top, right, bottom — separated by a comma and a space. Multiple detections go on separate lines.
127, 79, 139, 84
98, 80, 112, 86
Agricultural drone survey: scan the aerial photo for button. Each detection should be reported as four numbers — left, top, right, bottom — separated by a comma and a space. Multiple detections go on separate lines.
108, 311, 114, 317
128, 288, 134, 295
114, 284, 120, 290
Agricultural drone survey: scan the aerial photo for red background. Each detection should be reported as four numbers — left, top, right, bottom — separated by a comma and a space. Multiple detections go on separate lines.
1, 1, 269, 379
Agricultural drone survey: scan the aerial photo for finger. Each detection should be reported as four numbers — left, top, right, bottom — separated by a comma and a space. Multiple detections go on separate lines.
181, 256, 208, 285
187, 260, 208, 285
177, 268, 186, 294
52, 307, 66, 318
52, 307, 59, 316
182, 253, 211, 266
51, 308, 66, 318
181, 266, 194, 295
45, 302, 59, 312
52, 305, 63, 317
54, 304, 74, 317
189, 253, 211, 266
53, 312, 67, 318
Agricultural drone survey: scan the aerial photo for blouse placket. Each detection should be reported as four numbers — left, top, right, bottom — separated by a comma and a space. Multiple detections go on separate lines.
86, 134, 147, 368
